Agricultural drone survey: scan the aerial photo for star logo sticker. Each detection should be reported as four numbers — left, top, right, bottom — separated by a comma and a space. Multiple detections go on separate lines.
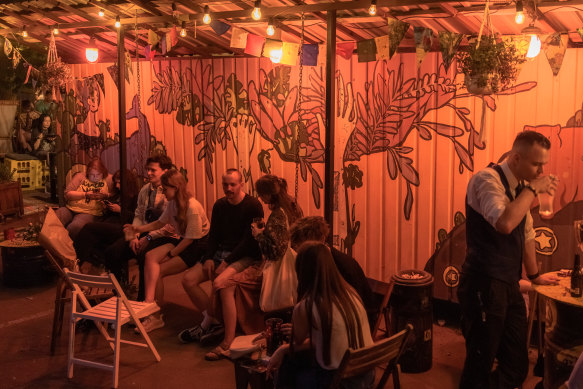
534, 227, 557, 256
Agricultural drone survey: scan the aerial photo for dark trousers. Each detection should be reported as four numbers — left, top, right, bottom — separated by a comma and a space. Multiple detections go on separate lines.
457, 274, 528, 389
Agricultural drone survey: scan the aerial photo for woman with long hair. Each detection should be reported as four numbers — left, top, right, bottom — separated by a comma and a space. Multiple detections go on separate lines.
31, 114, 57, 158
126, 169, 209, 332
268, 241, 374, 389
204, 174, 303, 361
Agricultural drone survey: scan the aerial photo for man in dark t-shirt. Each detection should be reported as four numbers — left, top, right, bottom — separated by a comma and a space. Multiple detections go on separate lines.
178, 169, 263, 344
289, 216, 376, 328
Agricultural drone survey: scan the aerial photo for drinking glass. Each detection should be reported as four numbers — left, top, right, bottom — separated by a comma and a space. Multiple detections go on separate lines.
538, 192, 554, 219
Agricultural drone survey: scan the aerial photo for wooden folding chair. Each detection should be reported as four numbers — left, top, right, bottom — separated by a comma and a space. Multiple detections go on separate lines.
367, 277, 395, 340
330, 324, 413, 389
64, 268, 161, 388
44, 249, 113, 355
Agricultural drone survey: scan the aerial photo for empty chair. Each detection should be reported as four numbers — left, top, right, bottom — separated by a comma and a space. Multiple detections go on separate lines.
367, 277, 395, 340
64, 269, 161, 388
330, 324, 413, 389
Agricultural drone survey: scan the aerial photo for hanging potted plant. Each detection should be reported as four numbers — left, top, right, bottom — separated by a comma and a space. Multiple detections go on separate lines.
0, 164, 23, 218
39, 32, 72, 93
456, 35, 525, 94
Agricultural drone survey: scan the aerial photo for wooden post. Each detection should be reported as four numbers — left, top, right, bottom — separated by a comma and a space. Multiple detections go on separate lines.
324, 10, 336, 246
117, 27, 129, 222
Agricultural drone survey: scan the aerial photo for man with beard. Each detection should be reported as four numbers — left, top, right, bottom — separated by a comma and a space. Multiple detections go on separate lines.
178, 169, 263, 344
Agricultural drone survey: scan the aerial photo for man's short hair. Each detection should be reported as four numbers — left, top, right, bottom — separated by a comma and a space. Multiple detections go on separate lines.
512, 131, 551, 152
146, 154, 173, 170
290, 216, 329, 246
223, 168, 243, 182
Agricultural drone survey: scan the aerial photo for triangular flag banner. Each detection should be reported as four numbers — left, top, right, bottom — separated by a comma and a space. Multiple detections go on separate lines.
4, 38, 12, 57
543, 33, 568, 76
107, 64, 120, 90
357, 39, 377, 62
161, 37, 167, 55
375, 35, 390, 60
578, 28, 583, 42
231, 27, 248, 49
263, 39, 282, 59
317, 44, 326, 67
169, 27, 178, 47
387, 18, 409, 59
281, 42, 299, 66
438, 31, 463, 72
148, 30, 160, 47
24, 63, 32, 84
210, 20, 231, 36
301, 44, 318, 66
12, 51, 20, 68
336, 42, 355, 60
32, 78, 37, 90
165, 33, 173, 51
245, 34, 265, 57
414, 27, 433, 68
125, 51, 133, 76
144, 45, 156, 60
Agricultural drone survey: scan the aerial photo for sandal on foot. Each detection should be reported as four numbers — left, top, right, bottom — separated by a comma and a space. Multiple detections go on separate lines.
204, 343, 230, 361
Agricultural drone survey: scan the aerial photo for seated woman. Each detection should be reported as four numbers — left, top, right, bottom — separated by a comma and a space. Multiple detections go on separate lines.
125, 169, 209, 332
55, 158, 111, 240
31, 114, 58, 159
74, 169, 140, 278
268, 241, 374, 389
205, 174, 302, 361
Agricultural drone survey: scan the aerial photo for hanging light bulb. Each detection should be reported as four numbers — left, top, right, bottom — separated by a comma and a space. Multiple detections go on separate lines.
252, 0, 261, 21
85, 37, 99, 63
368, 0, 377, 16
266, 18, 275, 36
515, 0, 525, 24
522, 24, 542, 59
180, 21, 187, 37
203, 5, 211, 24
98, 8, 105, 17
53, 24, 59, 35
22, 26, 28, 38
115, 15, 121, 28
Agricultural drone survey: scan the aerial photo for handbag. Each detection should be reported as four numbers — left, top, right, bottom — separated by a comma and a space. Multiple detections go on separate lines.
259, 246, 298, 312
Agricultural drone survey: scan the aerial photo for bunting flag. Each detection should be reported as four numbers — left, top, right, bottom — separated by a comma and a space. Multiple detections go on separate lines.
414, 27, 433, 68
438, 31, 463, 72
357, 39, 377, 62
301, 44, 318, 66
231, 27, 249, 49
4, 38, 12, 57
336, 42, 355, 60
161, 37, 168, 55
578, 27, 583, 42
245, 34, 265, 57
210, 20, 231, 36
281, 42, 300, 66
543, 33, 568, 76
107, 64, 120, 89
148, 30, 160, 47
24, 63, 32, 84
125, 51, 133, 76
12, 50, 20, 68
317, 44, 326, 66
387, 18, 409, 59
374, 35, 390, 60
144, 45, 156, 60
263, 39, 283, 61
169, 27, 178, 47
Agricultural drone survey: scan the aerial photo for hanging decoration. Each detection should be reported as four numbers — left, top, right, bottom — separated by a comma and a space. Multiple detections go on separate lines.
336, 42, 355, 60
40, 32, 72, 90
244, 34, 265, 57
4, 38, 13, 57
231, 27, 249, 49
281, 42, 300, 66
301, 44, 318, 66
578, 28, 583, 41
263, 39, 283, 63
374, 35, 390, 60
414, 27, 433, 68
438, 31, 464, 72
357, 39, 377, 62
210, 20, 231, 36
543, 33, 568, 76
387, 18, 410, 59
12, 50, 21, 68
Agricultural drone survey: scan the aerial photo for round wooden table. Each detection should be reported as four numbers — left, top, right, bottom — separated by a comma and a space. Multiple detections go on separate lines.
0, 238, 52, 288
533, 272, 583, 389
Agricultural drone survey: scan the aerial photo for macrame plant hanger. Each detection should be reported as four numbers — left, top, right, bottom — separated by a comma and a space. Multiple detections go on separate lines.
134, 11, 145, 168
294, 12, 306, 201
476, 0, 496, 145
47, 32, 59, 95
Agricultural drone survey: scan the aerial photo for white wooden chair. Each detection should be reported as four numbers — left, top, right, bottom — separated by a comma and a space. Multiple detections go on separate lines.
64, 268, 161, 388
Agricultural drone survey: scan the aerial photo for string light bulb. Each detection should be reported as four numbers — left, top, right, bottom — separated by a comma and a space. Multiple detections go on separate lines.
115, 16, 121, 28
85, 37, 99, 63
266, 18, 275, 36
180, 21, 187, 37
98, 8, 105, 17
22, 26, 28, 38
252, 0, 261, 20
203, 5, 211, 24
368, 0, 377, 16
522, 24, 542, 59
53, 24, 59, 35
515, 0, 525, 24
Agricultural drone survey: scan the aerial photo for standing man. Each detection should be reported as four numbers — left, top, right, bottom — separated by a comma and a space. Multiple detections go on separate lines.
458, 131, 559, 389
178, 168, 263, 344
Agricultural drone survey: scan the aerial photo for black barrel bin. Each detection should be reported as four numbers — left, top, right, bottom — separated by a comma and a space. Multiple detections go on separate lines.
1, 245, 53, 288
390, 269, 433, 373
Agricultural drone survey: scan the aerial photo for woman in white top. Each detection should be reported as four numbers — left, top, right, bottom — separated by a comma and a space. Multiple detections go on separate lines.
268, 241, 374, 389
125, 169, 209, 332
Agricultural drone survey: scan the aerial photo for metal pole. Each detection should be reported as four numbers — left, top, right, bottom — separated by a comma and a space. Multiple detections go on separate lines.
117, 26, 128, 222
324, 10, 336, 246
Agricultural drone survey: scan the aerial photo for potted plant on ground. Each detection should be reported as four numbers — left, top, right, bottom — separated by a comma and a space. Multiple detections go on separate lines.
456, 35, 525, 94
0, 163, 23, 218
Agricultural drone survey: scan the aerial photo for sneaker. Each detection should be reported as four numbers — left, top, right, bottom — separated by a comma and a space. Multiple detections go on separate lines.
178, 325, 205, 344
135, 314, 165, 334
200, 324, 225, 346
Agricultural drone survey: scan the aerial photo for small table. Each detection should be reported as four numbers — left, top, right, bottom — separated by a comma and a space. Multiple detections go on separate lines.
532, 271, 583, 389
231, 349, 274, 389
0, 239, 52, 288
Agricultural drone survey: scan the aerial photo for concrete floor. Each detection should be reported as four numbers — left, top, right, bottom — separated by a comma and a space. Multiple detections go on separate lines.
0, 202, 545, 388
